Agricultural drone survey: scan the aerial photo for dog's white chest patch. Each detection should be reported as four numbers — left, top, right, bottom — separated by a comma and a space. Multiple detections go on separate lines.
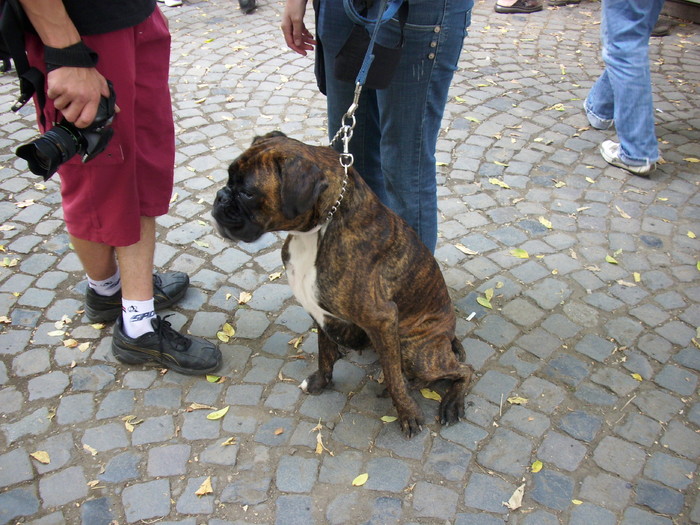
285, 229, 331, 328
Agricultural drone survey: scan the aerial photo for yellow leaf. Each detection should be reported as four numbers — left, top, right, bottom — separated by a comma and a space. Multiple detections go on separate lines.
605, 255, 618, 264
455, 96, 466, 103
274, 427, 285, 435
269, 271, 283, 281
63, 338, 79, 348
206, 375, 221, 383
507, 396, 528, 405
420, 388, 442, 402
455, 243, 478, 256
170, 192, 179, 203
187, 402, 216, 411
195, 476, 213, 496
531, 460, 543, 473
30, 451, 50, 464
194, 240, 210, 248
633, 272, 641, 283
631, 373, 643, 382
697, 261, 700, 272
90, 323, 106, 330
0, 316, 10, 324
466, 116, 480, 123
538, 216, 553, 229
572, 499, 583, 505
494, 161, 509, 167
216, 331, 230, 343
585, 177, 596, 184
688, 231, 696, 239
352, 473, 369, 486
78, 342, 90, 352
489, 178, 510, 189
485, 288, 494, 301
616, 206, 631, 219
206, 406, 230, 420
221, 323, 235, 337
476, 296, 492, 309
684, 157, 700, 163
47, 330, 65, 337
221, 437, 237, 446
83, 444, 98, 456
238, 291, 252, 304
380, 415, 398, 423
510, 248, 529, 259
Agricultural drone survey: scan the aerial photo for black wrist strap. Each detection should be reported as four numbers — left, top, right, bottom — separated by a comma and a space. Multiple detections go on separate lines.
44, 41, 99, 72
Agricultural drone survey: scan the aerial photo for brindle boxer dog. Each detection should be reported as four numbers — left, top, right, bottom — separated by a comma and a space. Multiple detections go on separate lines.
212, 131, 473, 438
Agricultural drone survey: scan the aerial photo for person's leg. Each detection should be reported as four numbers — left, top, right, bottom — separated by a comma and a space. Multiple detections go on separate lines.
376, 0, 472, 252
318, 1, 387, 203
584, 70, 615, 130
600, 0, 665, 165
70, 237, 118, 281
115, 216, 155, 302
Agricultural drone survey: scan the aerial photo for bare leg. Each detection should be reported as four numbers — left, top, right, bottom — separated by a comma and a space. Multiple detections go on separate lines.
115, 216, 155, 301
70, 237, 118, 281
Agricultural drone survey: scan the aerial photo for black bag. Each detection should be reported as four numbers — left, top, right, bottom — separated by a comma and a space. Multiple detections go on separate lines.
334, 0, 408, 90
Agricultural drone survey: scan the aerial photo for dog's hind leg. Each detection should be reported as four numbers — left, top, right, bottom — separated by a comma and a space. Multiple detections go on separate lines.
438, 363, 473, 425
451, 337, 466, 361
300, 327, 342, 394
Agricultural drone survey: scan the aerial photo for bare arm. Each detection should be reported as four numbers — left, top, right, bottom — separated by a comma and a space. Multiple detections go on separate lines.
281, 0, 316, 56
19, 0, 110, 127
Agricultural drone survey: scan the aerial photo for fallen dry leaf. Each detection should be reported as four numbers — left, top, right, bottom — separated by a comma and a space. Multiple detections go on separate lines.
195, 476, 213, 497
503, 483, 525, 510
30, 451, 50, 464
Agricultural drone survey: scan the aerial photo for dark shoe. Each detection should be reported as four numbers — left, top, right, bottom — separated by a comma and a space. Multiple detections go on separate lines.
495, 0, 543, 13
239, 0, 256, 14
1, 58, 11, 73
85, 272, 189, 323
547, 0, 580, 5
651, 18, 671, 37
112, 315, 222, 375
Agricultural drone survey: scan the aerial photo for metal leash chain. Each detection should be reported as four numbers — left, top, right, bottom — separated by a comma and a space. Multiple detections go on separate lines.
326, 83, 363, 222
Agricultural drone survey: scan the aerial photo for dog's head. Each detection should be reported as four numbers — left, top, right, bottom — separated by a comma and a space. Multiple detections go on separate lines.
212, 132, 331, 243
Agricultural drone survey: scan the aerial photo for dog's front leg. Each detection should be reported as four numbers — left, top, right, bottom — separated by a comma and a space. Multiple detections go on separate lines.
368, 305, 424, 438
300, 325, 341, 394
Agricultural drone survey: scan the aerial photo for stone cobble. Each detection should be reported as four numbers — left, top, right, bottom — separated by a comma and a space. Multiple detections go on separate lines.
0, 0, 699, 524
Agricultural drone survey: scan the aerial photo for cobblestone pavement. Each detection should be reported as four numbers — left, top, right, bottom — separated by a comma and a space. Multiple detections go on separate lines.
1, 0, 699, 524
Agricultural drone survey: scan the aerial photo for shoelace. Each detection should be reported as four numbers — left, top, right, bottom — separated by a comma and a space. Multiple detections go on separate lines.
155, 315, 190, 353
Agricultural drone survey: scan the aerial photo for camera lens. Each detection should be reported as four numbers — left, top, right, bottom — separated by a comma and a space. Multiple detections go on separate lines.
16, 125, 80, 180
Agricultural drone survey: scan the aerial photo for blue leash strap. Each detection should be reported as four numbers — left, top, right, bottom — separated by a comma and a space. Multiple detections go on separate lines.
342, 0, 403, 87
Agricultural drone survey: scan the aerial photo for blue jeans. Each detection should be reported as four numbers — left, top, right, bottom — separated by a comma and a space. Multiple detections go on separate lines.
584, 0, 665, 166
318, 0, 473, 252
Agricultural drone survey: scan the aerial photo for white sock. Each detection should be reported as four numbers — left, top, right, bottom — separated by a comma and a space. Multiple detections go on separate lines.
87, 269, 121, 296
121, 298, 156, 338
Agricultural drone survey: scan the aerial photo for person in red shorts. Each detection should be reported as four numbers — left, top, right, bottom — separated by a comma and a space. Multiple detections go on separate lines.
19, 0, 221, 375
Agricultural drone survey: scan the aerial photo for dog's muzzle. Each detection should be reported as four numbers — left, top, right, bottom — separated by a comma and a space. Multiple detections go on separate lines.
212, 186, 263, 243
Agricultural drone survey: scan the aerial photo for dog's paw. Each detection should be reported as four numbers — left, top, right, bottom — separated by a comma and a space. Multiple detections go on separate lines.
399, 414, 425, 439
299, 371, 330, 394
438, 393, 465, 426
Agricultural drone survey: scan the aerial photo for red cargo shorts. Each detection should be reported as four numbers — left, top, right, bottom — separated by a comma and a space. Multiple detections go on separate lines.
26, 8, 175, 247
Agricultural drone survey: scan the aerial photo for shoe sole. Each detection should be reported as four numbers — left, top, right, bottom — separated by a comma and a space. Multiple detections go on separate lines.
112, 342, 222, 376
85, 284, 188, 323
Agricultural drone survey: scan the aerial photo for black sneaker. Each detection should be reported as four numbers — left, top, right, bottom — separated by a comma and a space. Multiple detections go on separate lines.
112, 315, 222, 375
85, 272, 189, 323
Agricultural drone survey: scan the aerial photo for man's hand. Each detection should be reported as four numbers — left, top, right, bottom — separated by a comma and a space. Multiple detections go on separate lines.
47, 67, 111, 128
281, 0, 316, 56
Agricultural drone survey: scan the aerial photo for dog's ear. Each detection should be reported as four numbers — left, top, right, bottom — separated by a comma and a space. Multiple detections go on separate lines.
280, 156, 329, 219
251, 131, 286, 146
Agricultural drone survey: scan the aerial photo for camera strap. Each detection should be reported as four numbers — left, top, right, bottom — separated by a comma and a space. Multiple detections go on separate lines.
0, 0, 46, 126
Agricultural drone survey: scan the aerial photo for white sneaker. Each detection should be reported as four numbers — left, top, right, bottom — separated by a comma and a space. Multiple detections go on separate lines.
600, 140, 655, 176
159, 0, 183, 6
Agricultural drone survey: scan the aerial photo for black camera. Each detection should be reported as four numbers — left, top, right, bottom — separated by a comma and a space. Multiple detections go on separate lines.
17, 81, 116, 181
